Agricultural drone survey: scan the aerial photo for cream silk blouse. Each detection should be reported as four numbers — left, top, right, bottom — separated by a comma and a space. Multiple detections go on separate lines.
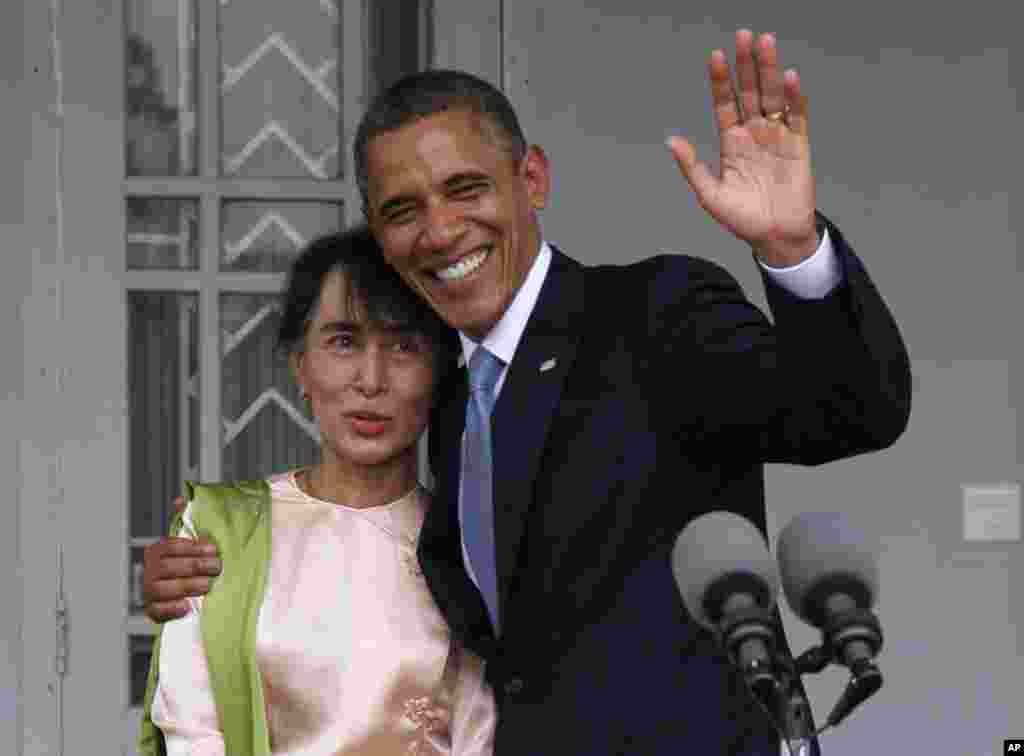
150, 470, 496, 755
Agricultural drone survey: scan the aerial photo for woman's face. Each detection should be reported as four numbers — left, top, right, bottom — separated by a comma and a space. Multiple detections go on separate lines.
294, 269, 438, 471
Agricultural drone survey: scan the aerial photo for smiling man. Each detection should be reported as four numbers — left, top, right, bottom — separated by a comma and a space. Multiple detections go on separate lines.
144, 30, 911, 755
362, 107, 546, 342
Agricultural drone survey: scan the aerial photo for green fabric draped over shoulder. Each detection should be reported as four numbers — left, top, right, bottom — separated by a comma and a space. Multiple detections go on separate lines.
137, 479, 273, 756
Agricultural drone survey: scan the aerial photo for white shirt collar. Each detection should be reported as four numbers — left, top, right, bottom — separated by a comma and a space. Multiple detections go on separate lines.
458, 241, 553, 371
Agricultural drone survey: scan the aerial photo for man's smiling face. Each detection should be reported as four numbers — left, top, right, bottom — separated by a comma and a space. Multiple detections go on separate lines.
365, 109, 550, 341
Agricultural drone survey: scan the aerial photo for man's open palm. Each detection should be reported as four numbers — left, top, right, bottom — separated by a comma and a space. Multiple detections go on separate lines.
669, 30, 818, 266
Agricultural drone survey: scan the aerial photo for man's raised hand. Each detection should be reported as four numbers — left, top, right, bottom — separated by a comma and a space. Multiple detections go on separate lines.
668, 30, 818, 268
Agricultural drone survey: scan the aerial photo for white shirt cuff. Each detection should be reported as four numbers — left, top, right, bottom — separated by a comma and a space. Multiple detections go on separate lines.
757, 226, 842, 299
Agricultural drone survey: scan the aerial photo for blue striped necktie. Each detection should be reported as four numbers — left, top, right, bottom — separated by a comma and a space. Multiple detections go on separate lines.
462, 346, 504, 633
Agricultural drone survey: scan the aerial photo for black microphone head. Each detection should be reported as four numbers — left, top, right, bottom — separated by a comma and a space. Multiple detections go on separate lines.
672, 511, 780, 630
776, 512, 879, 628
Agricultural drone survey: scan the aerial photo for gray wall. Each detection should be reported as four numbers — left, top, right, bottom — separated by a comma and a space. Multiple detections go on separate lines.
4, 1, 72, 752
1, 2, 28, 751
505, 2, 1021, 754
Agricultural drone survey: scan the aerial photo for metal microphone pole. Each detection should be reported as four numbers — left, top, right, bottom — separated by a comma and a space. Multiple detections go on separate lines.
779, 683, 814, 755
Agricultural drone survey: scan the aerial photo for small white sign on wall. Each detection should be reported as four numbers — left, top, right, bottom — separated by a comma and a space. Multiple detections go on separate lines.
962, 483, 1021, 542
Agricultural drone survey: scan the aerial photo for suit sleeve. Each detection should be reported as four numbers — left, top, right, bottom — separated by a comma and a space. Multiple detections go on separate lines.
148, 501, 226, 756
649, 214, 911, 465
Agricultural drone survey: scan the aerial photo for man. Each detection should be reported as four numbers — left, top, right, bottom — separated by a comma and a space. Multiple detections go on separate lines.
144, 31, 911, 754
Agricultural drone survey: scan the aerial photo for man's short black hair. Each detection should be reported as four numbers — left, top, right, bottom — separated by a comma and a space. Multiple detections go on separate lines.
353, 69, 528, 213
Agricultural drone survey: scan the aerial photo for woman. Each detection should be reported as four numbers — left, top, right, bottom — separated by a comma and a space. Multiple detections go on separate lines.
138, 226, 495, 755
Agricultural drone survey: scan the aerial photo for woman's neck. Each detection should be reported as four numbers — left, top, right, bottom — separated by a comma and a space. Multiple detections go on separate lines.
303, 453, 418, 509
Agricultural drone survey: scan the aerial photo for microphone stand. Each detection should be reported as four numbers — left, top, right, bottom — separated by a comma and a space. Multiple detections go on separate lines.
769, 606, 885, 755
775, 653, 816, 756
718, 608, 816, 756
713, 601, 884, 753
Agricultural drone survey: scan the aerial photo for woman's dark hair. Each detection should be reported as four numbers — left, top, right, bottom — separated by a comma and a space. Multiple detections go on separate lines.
276, 225, 458, 374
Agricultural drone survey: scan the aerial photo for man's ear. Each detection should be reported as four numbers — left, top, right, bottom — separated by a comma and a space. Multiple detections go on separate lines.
521, 144, 551, 211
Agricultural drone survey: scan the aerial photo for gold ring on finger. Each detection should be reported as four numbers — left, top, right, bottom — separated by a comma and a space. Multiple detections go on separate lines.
765, 110, 788, 124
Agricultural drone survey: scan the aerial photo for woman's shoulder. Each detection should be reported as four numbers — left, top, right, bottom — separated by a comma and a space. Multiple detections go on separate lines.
266, 468, 304, 498
182, 479, 272, 537
186, 478, 271, 507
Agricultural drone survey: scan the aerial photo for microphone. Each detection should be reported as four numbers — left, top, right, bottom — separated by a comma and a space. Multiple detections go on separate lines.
776, 512, 884, 728
671, 512, 783, 706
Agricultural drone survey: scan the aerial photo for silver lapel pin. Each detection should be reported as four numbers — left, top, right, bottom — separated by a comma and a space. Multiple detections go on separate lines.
539, 358, 557, 373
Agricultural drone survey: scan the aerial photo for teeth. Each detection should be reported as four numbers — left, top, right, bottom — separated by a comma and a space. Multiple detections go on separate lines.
436, 249, 488, 281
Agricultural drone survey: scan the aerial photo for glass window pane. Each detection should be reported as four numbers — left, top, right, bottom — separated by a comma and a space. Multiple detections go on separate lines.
129, 544, 148, 615
221, 293, 319, 481
125, 0, 197, 176
366, 0, 431, 95
129, 635, 155, 708
127, 292, 199, 538
221, 201, 343, 272
127, 198, 200, 270
220, 2, 342, 178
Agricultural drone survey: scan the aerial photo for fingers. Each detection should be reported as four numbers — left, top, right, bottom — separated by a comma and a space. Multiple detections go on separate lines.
716, 31, 797, 125
756, 33, 785, 118
142, 536, 220, 614
734, 29, 761, 121
708, 50, 741, 133
145, 539, 219, 575
151, 555, 222, 580
146, 575, 215, 603
784, 70, 810, 136
148, 536, 218, 559
667, 136, 718, 209
145, 599, 192, 624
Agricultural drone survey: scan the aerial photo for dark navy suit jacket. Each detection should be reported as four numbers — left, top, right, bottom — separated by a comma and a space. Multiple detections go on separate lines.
418, 214, 912, 755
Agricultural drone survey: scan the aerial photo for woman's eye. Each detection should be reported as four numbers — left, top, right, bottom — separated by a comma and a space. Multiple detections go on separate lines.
394, 337, 420, 353
328, 334, 355, 349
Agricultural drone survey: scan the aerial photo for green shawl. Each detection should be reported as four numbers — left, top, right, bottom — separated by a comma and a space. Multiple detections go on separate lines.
137, 479, 273, 755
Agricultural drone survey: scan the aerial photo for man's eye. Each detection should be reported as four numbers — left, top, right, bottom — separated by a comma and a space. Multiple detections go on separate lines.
386, 207, 415, 224
393, 336, 420, 353
452, 183, 485, 198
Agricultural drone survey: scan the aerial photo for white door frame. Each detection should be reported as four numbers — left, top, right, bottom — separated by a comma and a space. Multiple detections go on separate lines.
16, 0, 70, 753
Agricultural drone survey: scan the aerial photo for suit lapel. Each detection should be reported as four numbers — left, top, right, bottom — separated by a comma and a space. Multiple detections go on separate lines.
419, 248, 585, 650
491, 248, 585, 626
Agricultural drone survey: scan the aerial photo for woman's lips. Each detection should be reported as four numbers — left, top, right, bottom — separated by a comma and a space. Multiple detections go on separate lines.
346, 412, 391, 436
